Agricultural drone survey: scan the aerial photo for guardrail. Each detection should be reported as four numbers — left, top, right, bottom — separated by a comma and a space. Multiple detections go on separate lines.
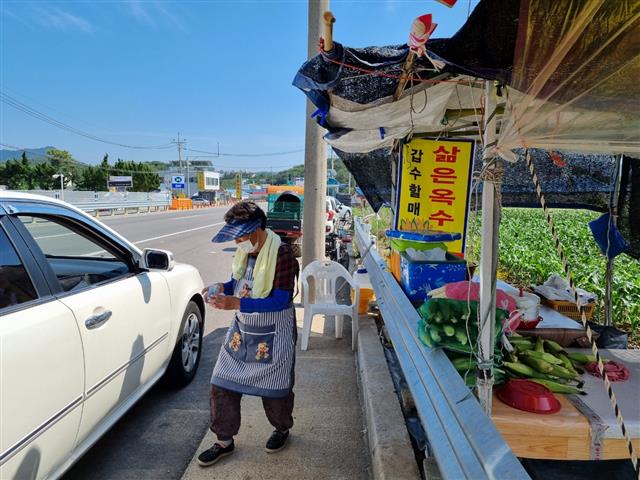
13, 190, 171, 216
76, 201, 170, 217
354, 219, 530, 480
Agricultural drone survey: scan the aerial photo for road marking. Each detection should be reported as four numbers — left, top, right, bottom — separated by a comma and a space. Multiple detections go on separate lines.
170, 214, 207, 221
133, 222, 224, 245
34, 233, 74, 240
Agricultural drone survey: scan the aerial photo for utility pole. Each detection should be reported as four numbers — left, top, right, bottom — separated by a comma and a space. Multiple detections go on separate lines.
172, 133, 186, 196
302, 0, 330, 269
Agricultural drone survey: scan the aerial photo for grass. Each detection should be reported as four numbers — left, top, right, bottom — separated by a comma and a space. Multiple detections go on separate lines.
354, 205, 640, 347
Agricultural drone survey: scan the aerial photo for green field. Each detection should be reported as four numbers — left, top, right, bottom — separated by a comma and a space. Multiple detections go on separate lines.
355, 206, 640, 346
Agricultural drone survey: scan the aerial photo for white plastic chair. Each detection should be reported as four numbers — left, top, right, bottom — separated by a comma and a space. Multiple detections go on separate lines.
300, 260, 359, 351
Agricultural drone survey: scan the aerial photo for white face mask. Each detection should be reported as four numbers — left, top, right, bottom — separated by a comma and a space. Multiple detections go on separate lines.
236, 239, 256, 253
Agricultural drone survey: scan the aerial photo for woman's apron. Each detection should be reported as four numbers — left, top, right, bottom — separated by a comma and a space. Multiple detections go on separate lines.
211, 256, 297, 398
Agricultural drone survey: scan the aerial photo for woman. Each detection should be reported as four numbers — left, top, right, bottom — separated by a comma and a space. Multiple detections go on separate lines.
198, 201, 299, 467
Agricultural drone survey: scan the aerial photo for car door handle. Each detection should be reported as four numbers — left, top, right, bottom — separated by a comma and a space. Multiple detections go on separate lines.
85, 310, 112, 329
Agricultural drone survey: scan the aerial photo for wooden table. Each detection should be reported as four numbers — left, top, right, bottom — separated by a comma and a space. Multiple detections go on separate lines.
492, 356, 640, 461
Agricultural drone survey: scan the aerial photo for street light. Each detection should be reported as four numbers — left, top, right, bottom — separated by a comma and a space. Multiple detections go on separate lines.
52, 173, 65, 200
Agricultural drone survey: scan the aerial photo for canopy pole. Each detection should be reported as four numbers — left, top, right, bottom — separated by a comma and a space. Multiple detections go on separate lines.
322, 11, 335, 52
477, 81, 500, 415
604, 154, 624, 326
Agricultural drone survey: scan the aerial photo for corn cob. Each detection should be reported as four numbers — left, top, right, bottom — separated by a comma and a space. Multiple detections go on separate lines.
521, 350, 563, 365
548, 364, 580, 380
535, 336, 545, 353
543, 339, 567, 355
521, 355, 555, 373
567, 352, 597, 364
529, 378, 586, 395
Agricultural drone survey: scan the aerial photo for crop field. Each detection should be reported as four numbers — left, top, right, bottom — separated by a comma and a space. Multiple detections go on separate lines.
466, 208, 639, 346
355, 206, 640, 347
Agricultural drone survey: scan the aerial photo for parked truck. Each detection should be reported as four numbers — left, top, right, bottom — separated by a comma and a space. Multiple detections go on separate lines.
265, 185, 304, 257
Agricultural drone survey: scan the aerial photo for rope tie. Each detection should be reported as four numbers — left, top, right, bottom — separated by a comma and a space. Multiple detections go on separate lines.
526, 150, 639, 477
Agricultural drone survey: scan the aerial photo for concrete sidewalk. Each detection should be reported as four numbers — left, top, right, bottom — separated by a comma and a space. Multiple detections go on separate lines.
182, 306, 370, 480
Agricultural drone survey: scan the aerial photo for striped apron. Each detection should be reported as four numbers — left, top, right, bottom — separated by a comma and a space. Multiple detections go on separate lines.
211, 257, 297, 398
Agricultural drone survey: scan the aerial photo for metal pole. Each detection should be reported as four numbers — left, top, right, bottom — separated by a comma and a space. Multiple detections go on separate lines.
477, 81, 500, 415
604, 154, 624, 326
186, 158, 191, 197
60, 174, 64, 200
302, 0, 329, 268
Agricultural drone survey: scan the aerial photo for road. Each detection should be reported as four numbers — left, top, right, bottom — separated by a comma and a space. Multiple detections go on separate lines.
62, 206, 241, 480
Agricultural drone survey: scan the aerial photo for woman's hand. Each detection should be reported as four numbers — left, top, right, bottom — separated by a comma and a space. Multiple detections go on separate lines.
202, 283, 224, 303
211, 294, 241, 310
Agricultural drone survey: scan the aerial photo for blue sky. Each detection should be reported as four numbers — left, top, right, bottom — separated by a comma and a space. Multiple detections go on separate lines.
0, 0, 474, 170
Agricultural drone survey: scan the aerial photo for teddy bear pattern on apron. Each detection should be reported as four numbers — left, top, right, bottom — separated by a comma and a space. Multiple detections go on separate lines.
211, 256, 297, 398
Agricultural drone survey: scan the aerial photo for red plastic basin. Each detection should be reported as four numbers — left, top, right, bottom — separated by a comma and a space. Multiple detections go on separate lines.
496, 379, 561, 414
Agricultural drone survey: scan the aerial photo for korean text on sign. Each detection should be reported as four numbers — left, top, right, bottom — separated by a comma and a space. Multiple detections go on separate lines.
395, 138, 474, 254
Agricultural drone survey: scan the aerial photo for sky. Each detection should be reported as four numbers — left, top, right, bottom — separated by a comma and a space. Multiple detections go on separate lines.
0, 0, 475, 170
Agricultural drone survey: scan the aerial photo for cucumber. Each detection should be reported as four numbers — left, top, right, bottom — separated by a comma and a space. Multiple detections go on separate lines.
418, 324, 434, 348
454, 328, 468, 345
429, 326, 442, 343
443, 325, 456, 337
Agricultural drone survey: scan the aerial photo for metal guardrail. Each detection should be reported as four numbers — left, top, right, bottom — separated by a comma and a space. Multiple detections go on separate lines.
13, 190, 171, 216
354, 219, 530, 480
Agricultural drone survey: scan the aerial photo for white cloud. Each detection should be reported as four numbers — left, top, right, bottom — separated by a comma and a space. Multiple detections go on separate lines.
124, 0, 186, 32
35, 7, 93, 33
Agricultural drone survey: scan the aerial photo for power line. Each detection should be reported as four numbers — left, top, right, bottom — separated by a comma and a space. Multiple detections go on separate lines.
0, 91, 174, 150
184, 147, 304, 157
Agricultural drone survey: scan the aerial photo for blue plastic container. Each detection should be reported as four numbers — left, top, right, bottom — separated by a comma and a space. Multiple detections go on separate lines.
399, 251, 467, 304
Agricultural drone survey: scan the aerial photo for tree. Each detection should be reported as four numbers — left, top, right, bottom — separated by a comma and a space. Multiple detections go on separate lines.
112, 158, 161, 192
0, 155, 32, 190
32, 162, 57, 189
76, 154, 110, 191
47, 148, 79, 187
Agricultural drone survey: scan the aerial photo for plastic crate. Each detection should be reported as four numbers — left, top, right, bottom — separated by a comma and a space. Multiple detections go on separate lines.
541, 298, 596, 321
399, 251, 467, 304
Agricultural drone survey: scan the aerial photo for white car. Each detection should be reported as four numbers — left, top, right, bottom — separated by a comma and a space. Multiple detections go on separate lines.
327, 196, 352, 224
0, 192, 205, 479
326, 198, 336, 234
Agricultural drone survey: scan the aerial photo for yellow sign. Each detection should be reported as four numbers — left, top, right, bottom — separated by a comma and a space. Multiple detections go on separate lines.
394, 138, 474, 254
197, 172, 205, 191
235, 173, 242, 199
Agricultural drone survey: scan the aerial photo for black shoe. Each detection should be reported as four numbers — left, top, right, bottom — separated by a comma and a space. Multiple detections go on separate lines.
265, 430, 290, 453
197, 441, 235, 467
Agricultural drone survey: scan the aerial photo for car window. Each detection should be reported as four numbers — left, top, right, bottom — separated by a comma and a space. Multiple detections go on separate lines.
19, 216, 132, 293
0, 227, 38, 309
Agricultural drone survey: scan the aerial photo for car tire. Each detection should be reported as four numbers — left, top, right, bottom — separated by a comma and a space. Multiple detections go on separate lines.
165, 301, 203, 387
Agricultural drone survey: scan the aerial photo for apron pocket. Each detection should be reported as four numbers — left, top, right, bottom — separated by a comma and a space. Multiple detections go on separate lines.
224, 318, 246, 361
239, 321, 276, 364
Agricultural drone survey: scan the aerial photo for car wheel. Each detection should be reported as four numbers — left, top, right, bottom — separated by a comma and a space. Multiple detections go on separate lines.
166, 301, 203, 387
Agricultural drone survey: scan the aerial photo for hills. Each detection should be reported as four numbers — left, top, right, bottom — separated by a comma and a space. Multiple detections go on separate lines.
0, 146, 55, 164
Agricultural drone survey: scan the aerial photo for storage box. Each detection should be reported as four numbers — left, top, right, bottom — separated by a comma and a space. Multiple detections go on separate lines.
399, 251, 467, 304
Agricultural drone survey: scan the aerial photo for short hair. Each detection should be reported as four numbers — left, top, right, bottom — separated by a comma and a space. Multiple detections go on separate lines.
224, 201, 267, 229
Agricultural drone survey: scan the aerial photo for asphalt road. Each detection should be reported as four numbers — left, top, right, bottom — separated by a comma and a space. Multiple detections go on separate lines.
62, 206, 243, 480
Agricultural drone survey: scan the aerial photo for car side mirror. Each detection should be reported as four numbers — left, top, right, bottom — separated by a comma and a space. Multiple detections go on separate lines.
142, 249, 175, 271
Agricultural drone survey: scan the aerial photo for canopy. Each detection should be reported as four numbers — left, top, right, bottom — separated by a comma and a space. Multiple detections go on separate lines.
293, 0, 639, 257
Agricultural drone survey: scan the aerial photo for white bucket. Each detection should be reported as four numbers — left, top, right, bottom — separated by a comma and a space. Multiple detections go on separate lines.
516, 292, 541, 321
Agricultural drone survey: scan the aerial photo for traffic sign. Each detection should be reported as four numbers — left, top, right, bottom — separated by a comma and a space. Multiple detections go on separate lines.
171, 175, 185, 189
